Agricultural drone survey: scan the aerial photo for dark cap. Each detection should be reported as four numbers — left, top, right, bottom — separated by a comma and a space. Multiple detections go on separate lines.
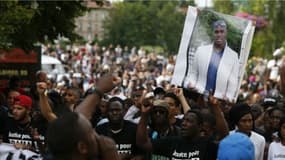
262, 97, 277, 107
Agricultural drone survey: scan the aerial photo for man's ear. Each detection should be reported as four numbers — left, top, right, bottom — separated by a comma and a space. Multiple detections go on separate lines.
77, 141, 88, 155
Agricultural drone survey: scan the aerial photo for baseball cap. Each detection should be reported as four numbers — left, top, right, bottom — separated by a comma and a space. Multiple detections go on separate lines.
153, 99, 169, 113
262, 97, 277, 108
145, 92, 154, 98
14, 95, 32, 109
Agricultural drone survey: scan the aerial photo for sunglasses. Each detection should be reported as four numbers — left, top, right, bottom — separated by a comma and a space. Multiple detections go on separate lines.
64, 93, 73, 97
152, 109, 167, 114
133, 94, 142, 98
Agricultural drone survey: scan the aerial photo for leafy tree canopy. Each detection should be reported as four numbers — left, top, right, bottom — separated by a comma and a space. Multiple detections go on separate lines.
102, 0, 195, 54
213, 0, 285, 58
0, 1, 86, 51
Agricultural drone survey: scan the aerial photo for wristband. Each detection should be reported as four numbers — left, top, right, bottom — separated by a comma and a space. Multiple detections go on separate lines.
92, 87, 103, 99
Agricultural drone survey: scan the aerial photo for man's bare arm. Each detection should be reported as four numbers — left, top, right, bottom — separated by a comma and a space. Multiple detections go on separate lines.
75, 74, 121, 120
37, 82, 57, 122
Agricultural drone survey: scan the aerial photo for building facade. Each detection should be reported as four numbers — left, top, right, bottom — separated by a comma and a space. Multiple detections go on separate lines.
75, 1, 112, 41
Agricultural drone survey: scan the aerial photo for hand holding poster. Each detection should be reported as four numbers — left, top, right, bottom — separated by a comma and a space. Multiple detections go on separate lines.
171, 6, 255, 102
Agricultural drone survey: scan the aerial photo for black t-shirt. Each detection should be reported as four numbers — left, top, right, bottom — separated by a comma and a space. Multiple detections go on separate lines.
3, 117, 45, 152
149, 125, 180, 140
152, 136, 217, 160
0, 106, 8, 133
96, 120, 144, 157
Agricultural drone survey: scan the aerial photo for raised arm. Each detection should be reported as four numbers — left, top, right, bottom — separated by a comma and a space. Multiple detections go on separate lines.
37, 82, 57, 122
75, 74, 121, 120
136, 102, 152, 152
174, 88, 191, 113
208, 95, 229, 139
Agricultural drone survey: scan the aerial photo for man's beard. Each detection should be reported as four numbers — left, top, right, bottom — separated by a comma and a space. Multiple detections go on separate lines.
15, 112, 28, 122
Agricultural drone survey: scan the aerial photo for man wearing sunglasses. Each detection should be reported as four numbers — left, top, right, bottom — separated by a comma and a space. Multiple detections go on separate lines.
137, 96, 228, 160
148, 99, 180, 159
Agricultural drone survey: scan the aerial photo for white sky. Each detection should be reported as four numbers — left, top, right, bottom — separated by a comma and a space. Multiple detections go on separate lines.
194, 0, 213, 8
108, 0, 213, 8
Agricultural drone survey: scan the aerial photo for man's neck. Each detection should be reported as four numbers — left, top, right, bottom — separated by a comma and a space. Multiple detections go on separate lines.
213, 44, 225, 53
182, 134, 200, 142
19, 116, 31, 125
110, 121, 124, 132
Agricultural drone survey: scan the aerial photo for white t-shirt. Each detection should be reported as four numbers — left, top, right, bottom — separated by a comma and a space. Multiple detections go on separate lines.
230, 130, 265, 160
268, 141, 285, 160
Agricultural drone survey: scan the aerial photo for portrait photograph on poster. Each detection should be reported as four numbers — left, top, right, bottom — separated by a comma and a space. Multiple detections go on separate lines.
172, 6, 255, 102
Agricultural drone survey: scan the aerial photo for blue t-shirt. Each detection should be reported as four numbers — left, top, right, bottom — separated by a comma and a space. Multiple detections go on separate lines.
205, 49, 224, 93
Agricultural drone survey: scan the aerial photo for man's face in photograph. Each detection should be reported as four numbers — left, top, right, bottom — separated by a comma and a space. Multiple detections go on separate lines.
214, 25, 227, 47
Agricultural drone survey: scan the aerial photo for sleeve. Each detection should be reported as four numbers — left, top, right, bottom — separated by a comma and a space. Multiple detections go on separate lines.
226, 51, 239, 102
124, 105, 141, 124
205, 140, 218, 160
267, 142, 273, 160
95, 124, 108, 135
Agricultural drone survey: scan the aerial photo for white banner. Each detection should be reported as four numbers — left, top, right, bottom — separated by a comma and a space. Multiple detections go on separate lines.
172, 6, 255, 102
0, 143, 42, 160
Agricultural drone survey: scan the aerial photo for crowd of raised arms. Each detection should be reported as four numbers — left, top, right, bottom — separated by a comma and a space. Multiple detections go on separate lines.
1, 43, 285, 160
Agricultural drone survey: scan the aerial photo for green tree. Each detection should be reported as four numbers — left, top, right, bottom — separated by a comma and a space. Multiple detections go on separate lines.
212, 0, 234, 14
102, 0, 194, 54
157, 2, 185, 54
102, 2, 147, 47
0, 1, 36, 50
0, 1, 86, 51
213, 0, 285, 58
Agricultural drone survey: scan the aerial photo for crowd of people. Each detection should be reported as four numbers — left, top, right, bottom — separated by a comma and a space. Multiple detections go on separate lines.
0, 42, 285, 160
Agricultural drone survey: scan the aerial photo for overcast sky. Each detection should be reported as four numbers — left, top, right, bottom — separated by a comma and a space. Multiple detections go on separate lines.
108, 0, 213, 8
194, 0, 213, 8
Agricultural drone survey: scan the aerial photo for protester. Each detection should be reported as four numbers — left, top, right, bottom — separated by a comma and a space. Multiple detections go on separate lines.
229, 103, 265, 160
46, 112, 120, 160
2, 95, 45, 153
267, 116, 285, 160
136, 94, 228, 160
96, 97, 144, 159
163, 88, 191, 126
1, 40, 285, 160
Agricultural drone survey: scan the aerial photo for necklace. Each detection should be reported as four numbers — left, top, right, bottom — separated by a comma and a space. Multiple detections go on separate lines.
111, 128, 122, 134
